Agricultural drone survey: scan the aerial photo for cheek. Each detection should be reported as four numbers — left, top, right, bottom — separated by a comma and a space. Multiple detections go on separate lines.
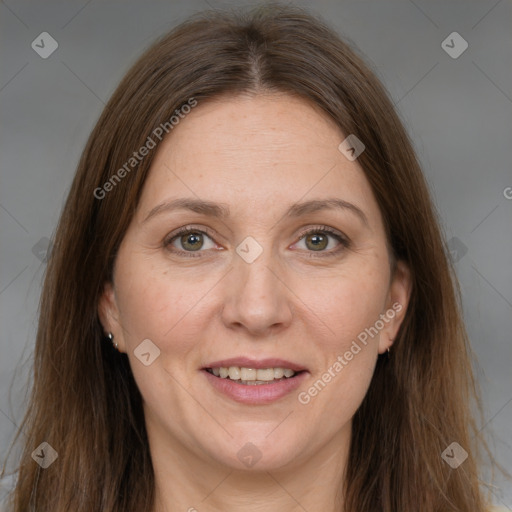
113, 256, 210, 410
114, 252, 209, 353
294, 263, 387, 409
300, 305, 378, 425
302, 265, 389, 349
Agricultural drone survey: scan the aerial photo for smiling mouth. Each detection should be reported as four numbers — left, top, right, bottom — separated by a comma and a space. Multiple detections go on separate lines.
204, 366, 306, 385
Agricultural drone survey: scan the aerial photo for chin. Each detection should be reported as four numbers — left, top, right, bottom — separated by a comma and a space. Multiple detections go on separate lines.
204, 431, 307, 472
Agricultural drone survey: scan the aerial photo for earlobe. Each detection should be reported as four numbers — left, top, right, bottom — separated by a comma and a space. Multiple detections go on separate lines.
379, 260, 412, 354
98, 282, 126, 352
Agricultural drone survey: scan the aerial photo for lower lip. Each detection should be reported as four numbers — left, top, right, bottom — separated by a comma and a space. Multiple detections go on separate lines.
202, 369, 308, 404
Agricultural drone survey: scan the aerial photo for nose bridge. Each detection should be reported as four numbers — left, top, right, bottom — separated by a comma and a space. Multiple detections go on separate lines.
221, 236, 293, 334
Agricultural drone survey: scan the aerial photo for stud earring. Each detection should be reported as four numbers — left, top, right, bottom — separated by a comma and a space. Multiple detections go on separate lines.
106, 332, 118, 351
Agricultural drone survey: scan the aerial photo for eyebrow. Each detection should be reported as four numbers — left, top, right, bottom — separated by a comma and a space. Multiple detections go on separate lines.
142, 197, 369, 227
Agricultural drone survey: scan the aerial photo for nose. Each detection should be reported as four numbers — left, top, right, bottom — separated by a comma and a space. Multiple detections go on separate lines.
221, 247, 293, 337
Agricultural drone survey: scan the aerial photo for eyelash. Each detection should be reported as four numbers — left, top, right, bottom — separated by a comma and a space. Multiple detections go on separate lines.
164, 225, 350, 259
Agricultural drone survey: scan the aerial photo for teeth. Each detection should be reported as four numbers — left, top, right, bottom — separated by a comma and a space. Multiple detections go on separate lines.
208, 366, 298, 381
255, 368, 274, 381
228, 366, 241, 380
273, 368, 284, 379
241, 368, 256, 380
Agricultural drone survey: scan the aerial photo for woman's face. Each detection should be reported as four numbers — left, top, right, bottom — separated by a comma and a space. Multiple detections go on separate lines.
99, 93, 410, 472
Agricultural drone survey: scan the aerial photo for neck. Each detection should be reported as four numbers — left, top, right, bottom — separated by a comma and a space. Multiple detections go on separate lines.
149, 423, 350, 512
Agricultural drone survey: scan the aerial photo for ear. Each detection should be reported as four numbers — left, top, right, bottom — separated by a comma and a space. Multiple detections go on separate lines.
378, 260, 412, 354
98, 281, 126, 352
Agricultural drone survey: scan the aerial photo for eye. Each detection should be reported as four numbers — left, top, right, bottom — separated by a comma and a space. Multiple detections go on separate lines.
293, 226, 350, 257
164, 224, 350, 259
164, 226, 218, 257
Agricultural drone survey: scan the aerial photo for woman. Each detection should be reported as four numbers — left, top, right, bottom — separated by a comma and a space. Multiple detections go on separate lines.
2, 3, 498, 511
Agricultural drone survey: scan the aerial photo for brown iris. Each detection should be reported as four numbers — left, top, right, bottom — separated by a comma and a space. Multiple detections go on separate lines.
304, 232, 328, 251
180, 232, 204, 251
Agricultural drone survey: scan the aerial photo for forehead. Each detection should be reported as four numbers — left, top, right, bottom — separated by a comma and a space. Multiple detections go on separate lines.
136, 93, 381, 229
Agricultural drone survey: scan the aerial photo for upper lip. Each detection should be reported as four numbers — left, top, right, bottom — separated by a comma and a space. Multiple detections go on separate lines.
203, 357, 307, 372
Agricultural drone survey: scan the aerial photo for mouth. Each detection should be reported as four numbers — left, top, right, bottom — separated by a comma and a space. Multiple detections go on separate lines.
201, 358, 308, 404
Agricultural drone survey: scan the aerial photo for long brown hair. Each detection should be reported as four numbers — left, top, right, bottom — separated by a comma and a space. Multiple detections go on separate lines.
4, 4, 493, 510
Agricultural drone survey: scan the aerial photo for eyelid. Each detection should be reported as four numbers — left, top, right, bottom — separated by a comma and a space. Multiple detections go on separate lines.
296, 224, 349, 244
166, 224, 217, 241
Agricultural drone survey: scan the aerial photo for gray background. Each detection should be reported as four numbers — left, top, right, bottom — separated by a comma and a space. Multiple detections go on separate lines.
1, 0, 511, 507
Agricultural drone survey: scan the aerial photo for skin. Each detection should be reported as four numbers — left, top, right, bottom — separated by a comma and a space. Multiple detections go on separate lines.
99, 93, 411, 512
